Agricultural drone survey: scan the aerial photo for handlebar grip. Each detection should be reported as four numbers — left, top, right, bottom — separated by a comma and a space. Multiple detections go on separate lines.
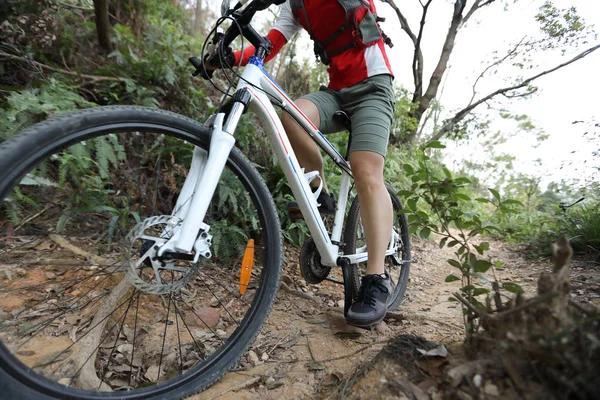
189, 56, 214, 80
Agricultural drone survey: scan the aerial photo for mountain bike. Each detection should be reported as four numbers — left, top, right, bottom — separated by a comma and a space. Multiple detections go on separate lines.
0, 1, 411, 398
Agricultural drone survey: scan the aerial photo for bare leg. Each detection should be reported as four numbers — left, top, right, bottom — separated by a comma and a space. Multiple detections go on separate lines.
281, 99, 328, 191
349, 150, 392, 276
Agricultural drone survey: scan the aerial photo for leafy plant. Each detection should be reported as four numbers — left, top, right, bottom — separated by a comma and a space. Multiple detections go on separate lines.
398, 141, 524, 336
0, 79, 95, 140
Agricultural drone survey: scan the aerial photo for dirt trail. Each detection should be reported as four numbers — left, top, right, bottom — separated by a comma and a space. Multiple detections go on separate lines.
1, 232, 597, 399
191, 235, 600, 400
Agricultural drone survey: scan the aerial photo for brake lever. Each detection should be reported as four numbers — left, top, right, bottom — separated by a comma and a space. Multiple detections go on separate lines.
189, 56, 214, 80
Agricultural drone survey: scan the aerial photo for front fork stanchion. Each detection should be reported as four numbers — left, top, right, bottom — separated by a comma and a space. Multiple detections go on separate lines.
339, 257, 354, 317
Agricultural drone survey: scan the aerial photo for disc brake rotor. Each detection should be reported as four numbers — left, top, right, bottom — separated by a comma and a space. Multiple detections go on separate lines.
123, 215, 201, 294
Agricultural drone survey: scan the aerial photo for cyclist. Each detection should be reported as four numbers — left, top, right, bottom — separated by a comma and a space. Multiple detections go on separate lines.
207, 0, 395, 328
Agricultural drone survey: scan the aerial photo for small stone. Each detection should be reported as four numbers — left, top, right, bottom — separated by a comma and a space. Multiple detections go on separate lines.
316, 289, 332, 297
216, 329, 227, 336
375, 321, 390, 334
210, 298, 219, 307
46, 272, 57, 279
70, 290, 81, 297
327, 300, 334, 307
0, 270, 11, 280
298, 280, 308, 288
248, 350, 260, 365
58, 377, 71, 386
472, 374, 482, 388
145, 365, 163, 382
336, 300, 344, 308
483, 382, 500, 396
261, 352, 269, 361
14, 268, 27, 277
186, 307, 220, 328
266, 376, 275, 385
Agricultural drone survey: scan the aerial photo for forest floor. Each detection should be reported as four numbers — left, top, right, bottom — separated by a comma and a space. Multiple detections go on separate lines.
1, 230, 598, 399
191, 236, 600, 400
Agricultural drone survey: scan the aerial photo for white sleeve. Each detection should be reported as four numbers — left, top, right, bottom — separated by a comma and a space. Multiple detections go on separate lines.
272, 1, 302, 41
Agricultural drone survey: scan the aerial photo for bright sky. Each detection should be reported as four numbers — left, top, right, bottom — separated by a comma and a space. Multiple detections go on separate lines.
378, 0, 600, 191
218, 0, 599, 191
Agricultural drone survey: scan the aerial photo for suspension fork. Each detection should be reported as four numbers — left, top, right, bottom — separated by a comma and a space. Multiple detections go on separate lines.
158, 92, 249, 259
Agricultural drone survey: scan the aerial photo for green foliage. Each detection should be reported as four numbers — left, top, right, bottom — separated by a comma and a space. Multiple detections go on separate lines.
536, 1, 587, 47
0, 79, 95, 139
397, 141, 524, 336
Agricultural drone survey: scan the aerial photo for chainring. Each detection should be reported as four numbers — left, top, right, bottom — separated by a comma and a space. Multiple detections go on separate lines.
299, 236, 331, 284
123, 215, 200, 295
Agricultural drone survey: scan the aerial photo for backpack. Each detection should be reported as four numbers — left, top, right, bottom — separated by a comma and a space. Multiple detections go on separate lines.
289, 0, 393, 65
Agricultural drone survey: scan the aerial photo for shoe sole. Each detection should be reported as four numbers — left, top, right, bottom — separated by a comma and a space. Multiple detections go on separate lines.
345, 311, 387, 328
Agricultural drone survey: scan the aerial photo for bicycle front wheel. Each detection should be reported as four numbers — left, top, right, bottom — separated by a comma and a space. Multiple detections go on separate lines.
0, 106, 282, 399
343, 184, 411, 311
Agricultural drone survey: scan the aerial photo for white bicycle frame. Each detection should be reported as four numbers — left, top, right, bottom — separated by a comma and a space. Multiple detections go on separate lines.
158, 56, 400, 267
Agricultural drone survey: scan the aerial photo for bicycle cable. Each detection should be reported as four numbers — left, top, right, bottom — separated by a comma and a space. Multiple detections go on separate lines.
201, 11, 285, 111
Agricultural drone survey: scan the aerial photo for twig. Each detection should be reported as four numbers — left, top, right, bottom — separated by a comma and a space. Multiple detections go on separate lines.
0, 50, 125, 82
265, 339, 392, 366
453, 292, 487, 319
494, 291, 557, 320
57, 1, 122, 23
568, 299, 598, 316
280, 281, 320, 302
304, 333, 317, 362
316, 339, 392, 363
57, 1, 93, 11
14, 206, 51, 232
206, 376, 261, 400
48, 234, 111, 266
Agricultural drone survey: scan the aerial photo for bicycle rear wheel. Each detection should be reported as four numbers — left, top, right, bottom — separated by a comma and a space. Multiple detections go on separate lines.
0, 106, 282, 399
343, 184, 411, 311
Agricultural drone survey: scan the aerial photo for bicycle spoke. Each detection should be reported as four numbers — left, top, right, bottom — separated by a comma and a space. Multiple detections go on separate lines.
69, 289, 140, 381
172, 298, 205, 358
0, 114, 280, 395
98, 291, 138, 389
196, 274, 240, 328
157, 293, 172, 383
180, 298, 225, 346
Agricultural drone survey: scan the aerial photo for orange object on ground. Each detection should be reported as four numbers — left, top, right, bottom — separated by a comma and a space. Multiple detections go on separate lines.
240, 239, 255, 295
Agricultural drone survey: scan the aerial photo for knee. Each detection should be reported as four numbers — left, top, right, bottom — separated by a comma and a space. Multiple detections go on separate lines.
351, 152, 385, 193
353, 164, 384, 193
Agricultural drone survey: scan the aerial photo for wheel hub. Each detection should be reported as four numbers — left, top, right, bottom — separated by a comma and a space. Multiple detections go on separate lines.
123, 215, 208, 294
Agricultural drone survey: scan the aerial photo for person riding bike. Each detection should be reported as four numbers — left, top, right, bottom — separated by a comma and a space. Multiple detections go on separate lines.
206, 0, 396, 327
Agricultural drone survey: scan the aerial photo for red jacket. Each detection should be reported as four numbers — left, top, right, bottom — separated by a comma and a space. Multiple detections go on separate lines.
234, 0, 393, 90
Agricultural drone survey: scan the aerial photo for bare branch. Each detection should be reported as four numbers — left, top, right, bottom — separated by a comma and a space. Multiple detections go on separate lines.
428, 43, 600, 143
469, 37, 527, 105
0, 50, 125, 82
407, 0, 467, 142
412, 0, 434, 100
463, 0, 497, 25
380, 0, 425, 107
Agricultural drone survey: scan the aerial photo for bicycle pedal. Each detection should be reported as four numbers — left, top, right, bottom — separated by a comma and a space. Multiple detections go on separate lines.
288, 210, 303, 221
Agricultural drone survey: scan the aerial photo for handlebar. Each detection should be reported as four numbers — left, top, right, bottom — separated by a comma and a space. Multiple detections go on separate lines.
190, 0, 284, 79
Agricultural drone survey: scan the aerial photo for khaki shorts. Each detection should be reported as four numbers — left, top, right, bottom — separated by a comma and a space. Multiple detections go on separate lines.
301, 74, 395, 157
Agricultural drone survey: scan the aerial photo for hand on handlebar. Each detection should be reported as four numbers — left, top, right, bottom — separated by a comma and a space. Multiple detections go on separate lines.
190, 32, 236, 80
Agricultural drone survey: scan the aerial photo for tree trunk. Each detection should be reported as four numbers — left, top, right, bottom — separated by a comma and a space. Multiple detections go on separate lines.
405, 0, 465, 144
193, 0, 205, 35
93, 0, 113, 54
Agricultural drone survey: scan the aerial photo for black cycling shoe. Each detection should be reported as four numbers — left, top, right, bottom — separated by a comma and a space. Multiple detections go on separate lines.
288, 191, 336, 220
346, 273, 392, 328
